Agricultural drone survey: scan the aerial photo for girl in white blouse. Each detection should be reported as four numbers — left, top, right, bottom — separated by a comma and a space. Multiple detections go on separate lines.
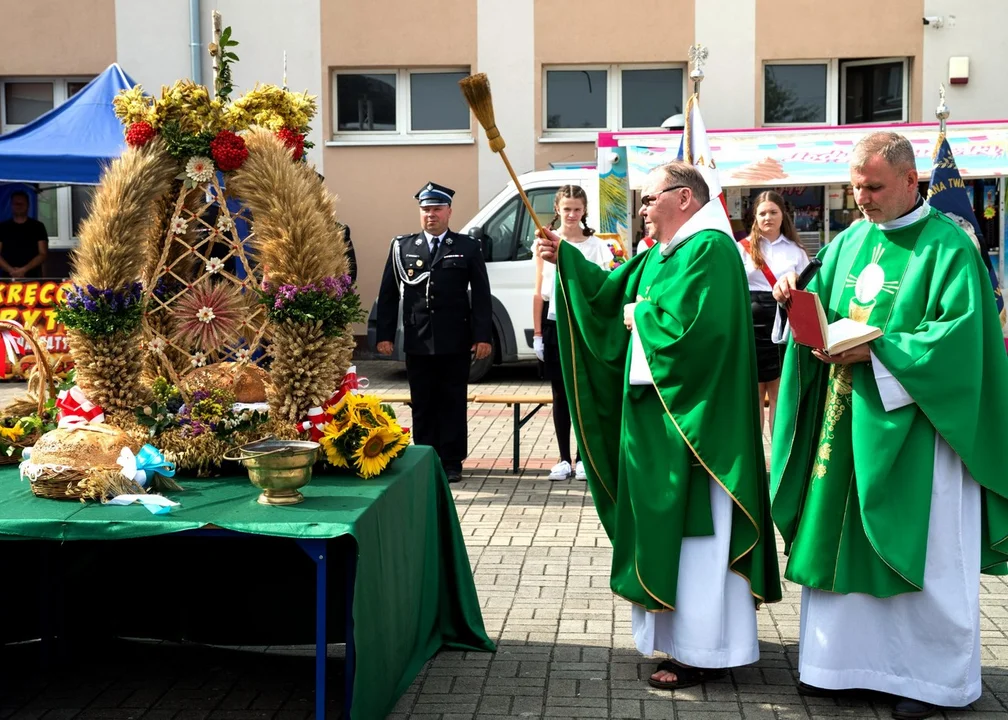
533, 185, 613, 481
737, 190, 810, 434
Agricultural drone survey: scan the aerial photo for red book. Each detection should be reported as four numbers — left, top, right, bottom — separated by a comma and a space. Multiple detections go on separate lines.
788, 289, 881, 355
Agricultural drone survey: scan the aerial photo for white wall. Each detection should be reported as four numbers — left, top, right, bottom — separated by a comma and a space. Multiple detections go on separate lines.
922, 0, 1008, 122
694, 0, 755, 128
476, 0, 535, 206
115, 0, 192, 92
200, 0, 324, 168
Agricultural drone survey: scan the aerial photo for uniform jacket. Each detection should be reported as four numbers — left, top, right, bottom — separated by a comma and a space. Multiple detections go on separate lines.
376, 230, 492, 355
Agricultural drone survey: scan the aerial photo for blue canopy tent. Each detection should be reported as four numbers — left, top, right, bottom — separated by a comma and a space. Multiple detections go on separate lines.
0, 63, 134, 185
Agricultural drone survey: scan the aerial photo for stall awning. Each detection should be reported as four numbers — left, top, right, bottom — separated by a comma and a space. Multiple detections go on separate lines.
0, 63, 135, 185
616, 121, 1008, 189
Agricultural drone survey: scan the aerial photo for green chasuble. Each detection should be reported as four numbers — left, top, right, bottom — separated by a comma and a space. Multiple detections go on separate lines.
553, 229, 782, 611
772, 207, 1008, 598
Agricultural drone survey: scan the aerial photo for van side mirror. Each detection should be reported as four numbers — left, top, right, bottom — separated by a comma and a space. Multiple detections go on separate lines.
469, 226, 490, 261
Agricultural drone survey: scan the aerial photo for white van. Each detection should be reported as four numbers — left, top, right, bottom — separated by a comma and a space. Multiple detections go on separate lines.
367, 166, 599, 382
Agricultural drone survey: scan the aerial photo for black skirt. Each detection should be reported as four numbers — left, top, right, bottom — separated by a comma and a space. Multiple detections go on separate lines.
541, 301, 562, 381
751, 291, 785, 383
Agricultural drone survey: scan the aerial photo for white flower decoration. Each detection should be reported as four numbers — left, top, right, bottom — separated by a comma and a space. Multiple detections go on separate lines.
185, 156, 215, 183
191, 352, 207, 368
235, 347, 252, 362
149, 337, 166, 353
196, 306, 216, 324
216, 215, 233, 232
205, 257, 225, 275
170, 217, 188, 235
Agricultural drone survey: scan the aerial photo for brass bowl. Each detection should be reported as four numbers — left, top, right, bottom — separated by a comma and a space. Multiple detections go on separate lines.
224, 438, 321, 506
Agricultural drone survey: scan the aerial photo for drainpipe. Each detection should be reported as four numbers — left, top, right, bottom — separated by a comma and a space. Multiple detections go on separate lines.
189, 0, 202, 83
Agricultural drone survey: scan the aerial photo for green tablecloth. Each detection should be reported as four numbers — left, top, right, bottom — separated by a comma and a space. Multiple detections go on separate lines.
0, 445, 495, 719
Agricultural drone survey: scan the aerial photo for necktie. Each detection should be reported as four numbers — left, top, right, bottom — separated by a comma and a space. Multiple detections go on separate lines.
430, 235, 440, 257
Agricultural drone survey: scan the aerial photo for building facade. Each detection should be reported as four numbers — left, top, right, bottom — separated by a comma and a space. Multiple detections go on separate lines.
1, 0, 1005, 320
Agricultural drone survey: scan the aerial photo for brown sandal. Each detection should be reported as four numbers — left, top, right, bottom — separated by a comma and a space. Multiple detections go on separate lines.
647, 660, 727, 690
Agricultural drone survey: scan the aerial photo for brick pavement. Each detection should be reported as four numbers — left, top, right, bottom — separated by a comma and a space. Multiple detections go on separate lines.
3, 363, 1008, 719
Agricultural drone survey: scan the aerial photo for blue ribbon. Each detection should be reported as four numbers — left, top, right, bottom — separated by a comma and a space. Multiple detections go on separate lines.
134, 444, 176, 488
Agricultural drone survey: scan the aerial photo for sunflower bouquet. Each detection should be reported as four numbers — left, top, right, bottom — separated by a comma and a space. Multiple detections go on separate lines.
318, 394, 410, 479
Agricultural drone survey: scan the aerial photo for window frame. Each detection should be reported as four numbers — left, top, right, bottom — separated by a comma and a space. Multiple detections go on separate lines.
541, 62, 688, 141
839, 57, 910, 125
0, 77, 95, 250
329, 67, 473, 146
761, 59, 835, 127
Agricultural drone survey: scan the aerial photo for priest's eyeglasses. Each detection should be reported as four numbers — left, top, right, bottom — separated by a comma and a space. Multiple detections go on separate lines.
641, 186, 688, 208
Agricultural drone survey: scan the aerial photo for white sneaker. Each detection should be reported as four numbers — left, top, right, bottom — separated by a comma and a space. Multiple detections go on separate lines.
574, 461, 587, 481
548, 460, 573, 481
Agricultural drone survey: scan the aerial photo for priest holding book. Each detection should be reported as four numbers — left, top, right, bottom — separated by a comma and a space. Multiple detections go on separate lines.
537, 161, 781, 690
771, 131, 1008, 720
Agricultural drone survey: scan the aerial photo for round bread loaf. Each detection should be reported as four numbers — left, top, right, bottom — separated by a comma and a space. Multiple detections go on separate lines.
181, 362, 269, 403
29, 425, 137, 468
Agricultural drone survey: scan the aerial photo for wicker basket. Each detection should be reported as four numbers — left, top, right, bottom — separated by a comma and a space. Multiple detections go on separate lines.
0, 320, 57, 466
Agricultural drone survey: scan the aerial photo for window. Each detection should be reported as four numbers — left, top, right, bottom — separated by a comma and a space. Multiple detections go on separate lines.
841, 59, 907, 124
3, 82, 53, 125
762, 59, 910, 126
0, 78, 95, 248
763, 64, 828, 124
331, 68, 471, 142
516, 190, 560, 260
621, 68, 684, 129
543, 64, 685, 136
481, 197, 520, 263
545, 69, 607, 130
478, 188, 559, 263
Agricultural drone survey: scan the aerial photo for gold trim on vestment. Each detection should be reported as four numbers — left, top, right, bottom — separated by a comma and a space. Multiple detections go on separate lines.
648, 369, 766, 604
555, 256, 615, 504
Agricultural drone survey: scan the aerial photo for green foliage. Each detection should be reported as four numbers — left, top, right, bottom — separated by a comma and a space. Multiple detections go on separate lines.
214, 25, 241, 103
160, 119, 215, 160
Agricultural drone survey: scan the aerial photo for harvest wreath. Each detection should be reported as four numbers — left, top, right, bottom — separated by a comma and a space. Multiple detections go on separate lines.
7, 27, 417, 501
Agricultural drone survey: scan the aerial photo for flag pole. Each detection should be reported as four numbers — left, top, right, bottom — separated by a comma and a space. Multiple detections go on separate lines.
688, 43, 707, 99
684, 43, 708, 164
936, 83, 949, 140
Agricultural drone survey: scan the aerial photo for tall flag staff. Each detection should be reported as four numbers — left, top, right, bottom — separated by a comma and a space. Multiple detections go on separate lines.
926, 84, 1006, 332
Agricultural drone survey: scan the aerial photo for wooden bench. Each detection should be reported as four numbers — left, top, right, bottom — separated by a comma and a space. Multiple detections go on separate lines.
379, 392, 553, 474
472, 394, 553, 474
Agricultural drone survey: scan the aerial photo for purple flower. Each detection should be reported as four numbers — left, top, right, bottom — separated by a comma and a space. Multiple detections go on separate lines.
83, 296, 98, 312
86, 284, 97, 295
192, 390, 210, 403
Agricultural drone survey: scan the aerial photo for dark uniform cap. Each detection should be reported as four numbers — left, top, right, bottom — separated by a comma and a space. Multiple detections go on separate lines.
415, 181, 455, 207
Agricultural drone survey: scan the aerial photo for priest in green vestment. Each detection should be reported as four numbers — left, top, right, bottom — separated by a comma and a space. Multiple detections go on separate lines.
537, 161, 781, 690
770, 131, 1008, 720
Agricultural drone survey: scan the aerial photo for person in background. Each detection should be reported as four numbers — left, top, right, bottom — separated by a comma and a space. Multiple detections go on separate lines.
375, 182, 492, 483
339, 222, 357, 284
533, 185, 613, 481
0, 191, 48, 278
737, 191, 808, 433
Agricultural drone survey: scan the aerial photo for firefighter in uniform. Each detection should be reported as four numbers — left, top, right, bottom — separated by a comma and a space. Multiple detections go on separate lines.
375, 182, 492, 483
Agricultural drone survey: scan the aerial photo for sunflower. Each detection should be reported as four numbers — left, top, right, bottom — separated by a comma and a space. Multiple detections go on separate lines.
319, 433, 349, 468
0, 422, 25, 443
353, 426, 402, 478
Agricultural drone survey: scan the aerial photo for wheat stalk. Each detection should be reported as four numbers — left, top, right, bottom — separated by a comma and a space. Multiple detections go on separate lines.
71, 138, 179, 290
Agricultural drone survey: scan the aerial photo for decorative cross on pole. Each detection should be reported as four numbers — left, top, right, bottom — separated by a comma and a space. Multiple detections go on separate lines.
688, 43, 708, 98
936, 82, 950, 136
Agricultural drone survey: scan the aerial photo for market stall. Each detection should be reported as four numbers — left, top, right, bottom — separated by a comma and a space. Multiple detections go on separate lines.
599, 120, 1008, 275
0, 63, 138, 377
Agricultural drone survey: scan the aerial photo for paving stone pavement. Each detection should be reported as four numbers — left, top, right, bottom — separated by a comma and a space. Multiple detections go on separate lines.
3, 362, 1008, 719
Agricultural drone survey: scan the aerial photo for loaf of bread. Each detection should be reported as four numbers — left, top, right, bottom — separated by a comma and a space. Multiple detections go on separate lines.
30, 425, 137, 468
181, 361, 270, 403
